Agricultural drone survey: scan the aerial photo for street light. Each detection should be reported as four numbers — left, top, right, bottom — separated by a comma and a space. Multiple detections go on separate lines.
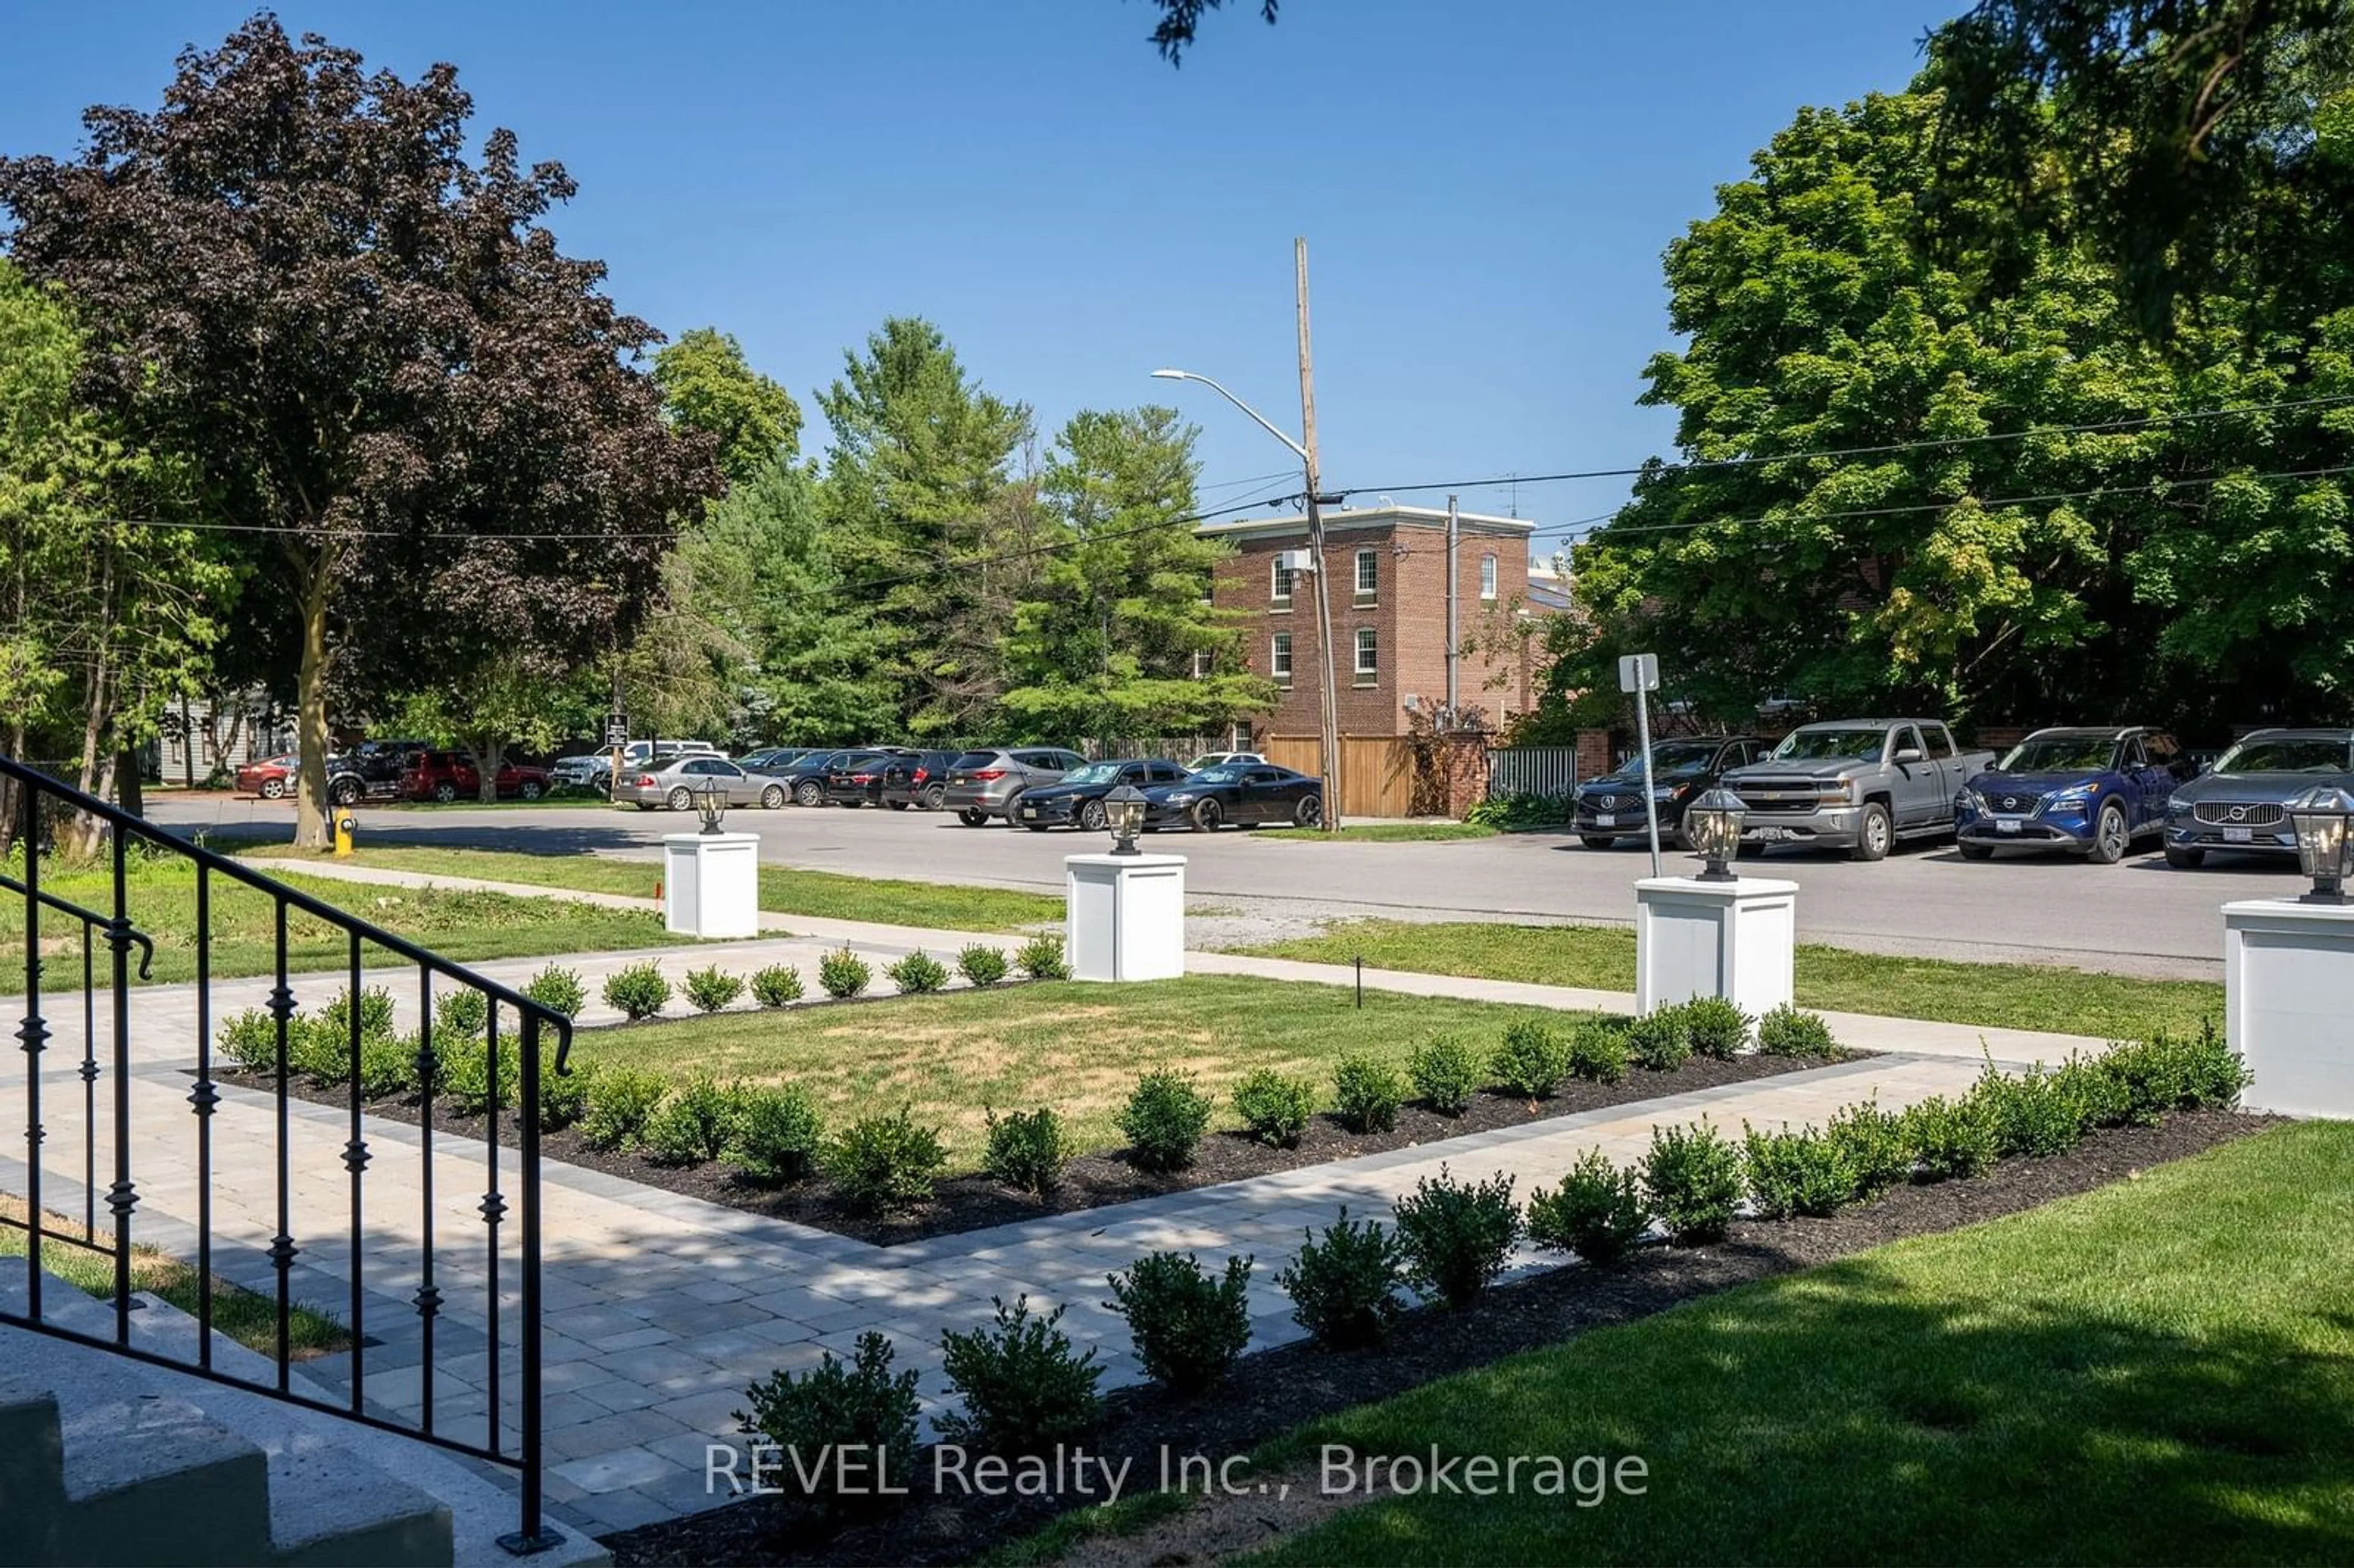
1683, 788, 1747, 882
2288, 785, 2354, 904
1103, 783, 1146, 856
694, 777, 728, 835
1152, 364, 1341, 831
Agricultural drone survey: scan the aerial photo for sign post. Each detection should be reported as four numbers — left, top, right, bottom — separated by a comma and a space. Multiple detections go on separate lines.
1618, 652, 1663, 879
604, 713, 628, 804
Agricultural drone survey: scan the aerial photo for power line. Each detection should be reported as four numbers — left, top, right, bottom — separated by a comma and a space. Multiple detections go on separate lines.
1335, 391, 2354, 501
1550, 462, 2354, 546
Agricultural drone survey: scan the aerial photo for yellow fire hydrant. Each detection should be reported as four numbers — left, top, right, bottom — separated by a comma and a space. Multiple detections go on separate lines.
333, 812, 357, 858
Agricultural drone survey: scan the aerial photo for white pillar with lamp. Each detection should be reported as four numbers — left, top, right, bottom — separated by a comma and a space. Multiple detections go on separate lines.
2224, 785, 2354, 1117
1064, 783, 1186, 982
1633, 786, 1799, 1029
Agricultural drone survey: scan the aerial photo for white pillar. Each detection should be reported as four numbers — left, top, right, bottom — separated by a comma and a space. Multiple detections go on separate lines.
661, 831, 761, 939
2224, 897, 2354, 1117
1065, 853, 1186, 982
1634, 875, 1798, 1024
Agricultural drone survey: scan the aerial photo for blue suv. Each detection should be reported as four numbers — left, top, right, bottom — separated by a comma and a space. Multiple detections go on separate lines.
1955, 726, 2193, 864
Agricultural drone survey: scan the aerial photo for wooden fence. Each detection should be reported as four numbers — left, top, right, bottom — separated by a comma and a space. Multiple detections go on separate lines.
1261, 735, 1491, 820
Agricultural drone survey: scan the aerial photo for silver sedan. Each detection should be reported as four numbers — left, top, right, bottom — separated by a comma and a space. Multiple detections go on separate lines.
615, 756, 787, 812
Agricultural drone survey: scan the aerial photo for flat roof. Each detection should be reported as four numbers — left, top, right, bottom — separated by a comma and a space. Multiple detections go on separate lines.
1198, 503, 1536, 541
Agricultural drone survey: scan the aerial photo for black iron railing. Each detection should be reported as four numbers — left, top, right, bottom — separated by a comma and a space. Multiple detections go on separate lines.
1, 757, 570, 1554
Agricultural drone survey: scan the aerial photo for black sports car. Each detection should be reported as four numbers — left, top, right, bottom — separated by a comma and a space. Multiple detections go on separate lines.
1141, 763, 1324, 832
1015, 758, 1194, 831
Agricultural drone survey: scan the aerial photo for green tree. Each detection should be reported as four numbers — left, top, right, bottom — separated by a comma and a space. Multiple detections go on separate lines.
817, 317, 1037, 736
999, 405, 1271, 744
0, 259, 224, 845
1552, 86, 2350, 733
0, 18, 718, 847
388, 668, 601, 801
653, 327, 802, 488
711, 458, 898, 743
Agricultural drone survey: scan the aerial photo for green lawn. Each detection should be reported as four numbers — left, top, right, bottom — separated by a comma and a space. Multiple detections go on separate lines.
1, 853, 680, 994
1233, 1119, 2354, 1566
237, 843, 1066, 932
1233, 919, 2221, 1040
0, 1198, 345, 1358
572, 974, 1601, 1172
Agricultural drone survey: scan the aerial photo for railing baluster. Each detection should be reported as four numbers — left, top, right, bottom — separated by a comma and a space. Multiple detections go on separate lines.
82, 926, 95, 1243
17, 778, 45, 1323
192, 861, 216, 1369
511, 1008, 547, 1552
268, 896, 297, 1390
107, 824, 134, 1345
415, 965, 440, 1437
481, 993, 503, 1459
346, 928, 368, 1414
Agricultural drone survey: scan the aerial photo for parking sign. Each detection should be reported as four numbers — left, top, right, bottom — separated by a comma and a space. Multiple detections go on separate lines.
1617, 653, 1659, 694
604, 715, 628, 748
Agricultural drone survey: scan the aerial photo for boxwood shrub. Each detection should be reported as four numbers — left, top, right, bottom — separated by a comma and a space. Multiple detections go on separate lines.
1105, 1252, 1254, 1395
1231, 1068, 1316, 1148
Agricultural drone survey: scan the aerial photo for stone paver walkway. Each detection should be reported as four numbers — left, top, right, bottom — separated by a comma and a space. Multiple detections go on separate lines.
3, 869, 2115, 1535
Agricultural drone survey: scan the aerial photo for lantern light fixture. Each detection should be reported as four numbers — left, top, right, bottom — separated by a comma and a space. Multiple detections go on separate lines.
1683, 787, 1747, 882
2288, 785, 2354, 904
1104, 783, 1147, 856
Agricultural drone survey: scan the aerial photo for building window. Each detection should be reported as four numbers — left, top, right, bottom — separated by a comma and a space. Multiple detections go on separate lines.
1354, 627, 1377, 677
1191, 649, 1211, 678
1480, 554, 1498, 600
1231, 722, 1252, 752
1271, 558, 1295, 606
1271, 632, 1293, 683
1355, 548, 1378, 599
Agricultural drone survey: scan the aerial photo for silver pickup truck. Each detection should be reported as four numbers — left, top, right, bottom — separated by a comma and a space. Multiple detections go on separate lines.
1720, 718, 1997, 861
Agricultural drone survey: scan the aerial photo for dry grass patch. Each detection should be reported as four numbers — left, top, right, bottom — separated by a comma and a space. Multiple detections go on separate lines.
570, 975, 1592, 1173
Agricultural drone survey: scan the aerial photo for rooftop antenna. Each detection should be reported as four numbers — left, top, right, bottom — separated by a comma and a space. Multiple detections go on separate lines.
1509, 471, 1519, 518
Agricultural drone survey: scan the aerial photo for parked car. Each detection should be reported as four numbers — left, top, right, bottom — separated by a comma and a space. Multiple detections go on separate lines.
581, 739, 723, 793
821, 750, 899, 806
235, 753, 298, 799
2162, 727, 2354, 869
1187, 751, 1268, 772
614, 755, 789, 812
326, 739, 429, 805
942, 747, 1089, 826
1955, 726, 2194, 864
548, 754, 606, 790
1142, 763, 1324, 831
734, 747, 817, 773
1722, 718, 1997, 861
870, 750, 964, 810
772, 750, 857, 807
1015, 758, 1195, 831
400, 750, 552, 803
1572, 736, 1769, 850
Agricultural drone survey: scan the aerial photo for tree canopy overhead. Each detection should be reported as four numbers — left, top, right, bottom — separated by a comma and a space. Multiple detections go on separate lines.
0, 14, 719, 842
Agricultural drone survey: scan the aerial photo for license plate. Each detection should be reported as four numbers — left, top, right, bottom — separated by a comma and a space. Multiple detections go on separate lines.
1997, 820, 2021, 834
1021, 805, 1037, 819
948, 775, 964, 785
1750, 826, 1791, 842
2223, 826, 2253, 843
1595, 813, 1615, 828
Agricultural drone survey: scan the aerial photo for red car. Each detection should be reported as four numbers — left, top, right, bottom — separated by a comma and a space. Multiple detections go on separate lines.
401, 750, 552, 803
234, 754, 299, 799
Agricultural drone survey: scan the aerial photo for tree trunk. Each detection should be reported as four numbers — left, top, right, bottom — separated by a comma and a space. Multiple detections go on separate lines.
292, 553, 336, 850
116, 749, 144, 818
468, 739, 506, 803
68, 553, 116, 861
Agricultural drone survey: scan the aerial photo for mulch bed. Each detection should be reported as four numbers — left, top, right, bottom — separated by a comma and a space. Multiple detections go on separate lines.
603, 1108, 2270, 1568
225, 1050, 1829, 1246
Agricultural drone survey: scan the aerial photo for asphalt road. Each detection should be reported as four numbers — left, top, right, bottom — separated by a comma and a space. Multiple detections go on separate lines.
148, 793, 2280, 981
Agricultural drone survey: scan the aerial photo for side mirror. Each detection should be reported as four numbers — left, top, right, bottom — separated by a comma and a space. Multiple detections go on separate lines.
1892, 747, 1924, 765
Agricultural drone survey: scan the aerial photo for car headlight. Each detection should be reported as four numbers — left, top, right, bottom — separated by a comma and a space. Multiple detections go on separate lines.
1650, 786, 1681, 801
1959, 788, 1988, 812
2047, 783, 2097, 805
2167, 793, 2192, 813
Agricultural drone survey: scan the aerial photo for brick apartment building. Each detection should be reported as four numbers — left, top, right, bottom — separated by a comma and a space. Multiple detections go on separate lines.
1198, 504, 1556, 753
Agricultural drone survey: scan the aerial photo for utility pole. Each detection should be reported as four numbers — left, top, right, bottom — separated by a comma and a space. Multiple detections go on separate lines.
1295, 236, 1342, 831
1444, 493, 1461, 718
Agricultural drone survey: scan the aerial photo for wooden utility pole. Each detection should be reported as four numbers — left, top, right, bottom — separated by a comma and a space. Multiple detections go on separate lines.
1295, 236, 1342, 831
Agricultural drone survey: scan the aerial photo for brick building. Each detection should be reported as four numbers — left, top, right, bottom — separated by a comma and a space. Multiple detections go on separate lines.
1198, 504, 1554, 750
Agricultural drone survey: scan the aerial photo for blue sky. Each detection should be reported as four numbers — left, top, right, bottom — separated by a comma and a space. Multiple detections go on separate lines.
1, 1, 1964, 552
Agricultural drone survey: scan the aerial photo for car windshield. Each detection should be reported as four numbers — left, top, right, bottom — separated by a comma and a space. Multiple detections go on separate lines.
1186, 767, 1241, 785
1998, 736, 2119, 773
2214, 737, 2353, 775
1771, 728, 1889, 762
1625, 742, 1720, 777
1061, 763, 1121, 786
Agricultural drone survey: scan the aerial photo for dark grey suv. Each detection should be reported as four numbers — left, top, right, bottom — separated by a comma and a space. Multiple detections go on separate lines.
942, 747, 1088, 826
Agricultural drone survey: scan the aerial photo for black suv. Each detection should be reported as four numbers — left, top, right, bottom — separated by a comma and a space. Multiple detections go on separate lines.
326, 739, 429, 805
1573, 736, 1769, 849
